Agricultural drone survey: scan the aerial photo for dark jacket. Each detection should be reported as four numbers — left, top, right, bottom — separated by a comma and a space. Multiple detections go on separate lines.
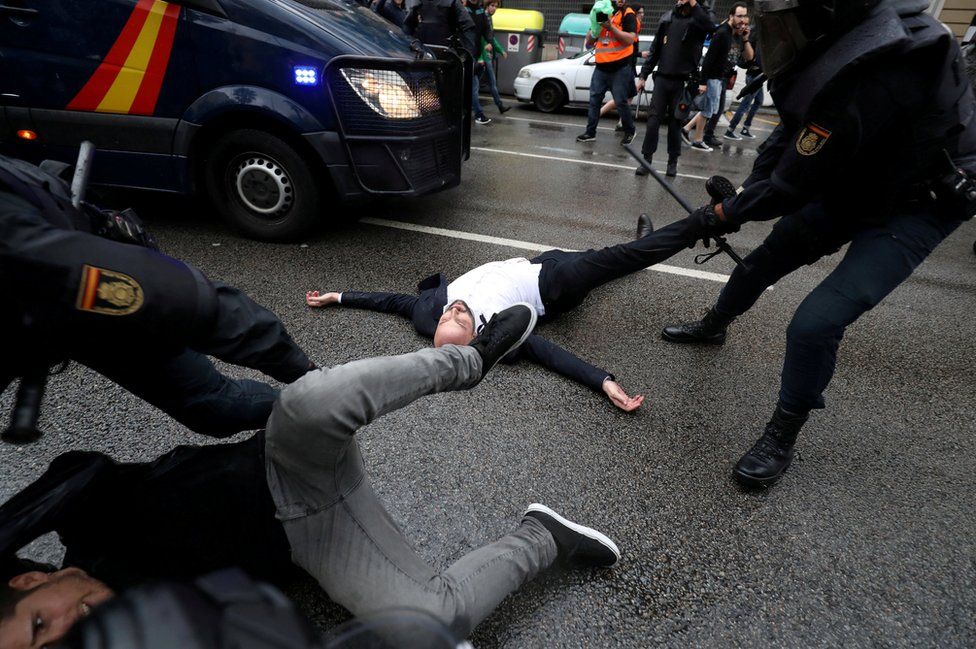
373, 0, 407, 28
639, 4, 714, 80
404, 0, 478, 57
0, 436, 295, 592
340, 273, 613, 392
699, 22, 739, 81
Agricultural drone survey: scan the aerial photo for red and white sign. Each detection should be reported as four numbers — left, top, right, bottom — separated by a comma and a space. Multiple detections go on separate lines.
526, 34, 536, 53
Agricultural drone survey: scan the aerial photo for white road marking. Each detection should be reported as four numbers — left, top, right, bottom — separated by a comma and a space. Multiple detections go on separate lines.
472, 146, 711, 181
505, 113, 776, 134
360, 217, 734, 284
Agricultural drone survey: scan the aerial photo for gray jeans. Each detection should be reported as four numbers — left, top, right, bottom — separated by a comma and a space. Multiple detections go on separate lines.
264, 345, 558, 637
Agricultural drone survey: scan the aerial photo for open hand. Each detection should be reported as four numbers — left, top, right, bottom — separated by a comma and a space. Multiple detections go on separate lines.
603, 379, 645, 412
306, 290, 340, 307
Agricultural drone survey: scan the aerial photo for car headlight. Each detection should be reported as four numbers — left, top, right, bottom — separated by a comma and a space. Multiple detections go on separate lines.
517, 68, 532, 79
340, 68, 422, 119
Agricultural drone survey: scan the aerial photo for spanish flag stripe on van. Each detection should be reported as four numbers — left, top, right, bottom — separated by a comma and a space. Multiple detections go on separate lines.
130, 2, 181, 115
66, 0, 181, 116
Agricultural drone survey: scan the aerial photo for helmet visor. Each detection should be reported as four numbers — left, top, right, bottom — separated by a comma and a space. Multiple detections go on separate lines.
753, 0, 811, 78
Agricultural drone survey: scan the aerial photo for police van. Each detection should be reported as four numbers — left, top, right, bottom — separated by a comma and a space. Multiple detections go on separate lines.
0, 0, 468, 240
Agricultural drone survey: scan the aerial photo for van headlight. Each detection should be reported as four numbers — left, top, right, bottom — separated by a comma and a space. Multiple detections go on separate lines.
340, 69, 422, 119
517, 68, 532, 79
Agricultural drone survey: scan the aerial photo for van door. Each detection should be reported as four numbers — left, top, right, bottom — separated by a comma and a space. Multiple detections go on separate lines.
0, 0, 199, 187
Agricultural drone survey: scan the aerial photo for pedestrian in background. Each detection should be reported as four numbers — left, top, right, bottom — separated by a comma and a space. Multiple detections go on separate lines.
480, 0, 510, 114
403, 0, 477, 58
682, 2, 751, 152
724, 34, 762, 140
576, 0, 639, 145
468, 0, 493, 124
600, 3, 644, 131
633, 0, 714, 178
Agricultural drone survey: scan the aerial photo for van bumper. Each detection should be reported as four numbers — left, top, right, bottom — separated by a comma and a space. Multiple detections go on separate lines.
319, 52, 468, 199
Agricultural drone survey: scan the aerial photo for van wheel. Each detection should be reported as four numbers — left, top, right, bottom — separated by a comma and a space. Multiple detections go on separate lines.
204, 129, 321, 241
532, 80, 566, 113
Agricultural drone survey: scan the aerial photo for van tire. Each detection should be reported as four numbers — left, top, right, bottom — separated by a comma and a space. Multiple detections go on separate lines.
203, 129, 321, 241
532, 80, 566, 113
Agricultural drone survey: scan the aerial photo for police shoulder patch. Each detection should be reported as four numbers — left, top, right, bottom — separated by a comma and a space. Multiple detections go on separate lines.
795, 123, 832, 156
76, 265, 144, 316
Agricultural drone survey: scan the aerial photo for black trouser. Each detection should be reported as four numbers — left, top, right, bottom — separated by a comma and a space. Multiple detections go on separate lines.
641, 76, 686, 162
712, 202, 962, 414
532, 216, 697, 315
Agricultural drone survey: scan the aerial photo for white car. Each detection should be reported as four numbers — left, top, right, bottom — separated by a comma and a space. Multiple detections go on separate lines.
514, 37, 654, 113
514, 37, 772, 114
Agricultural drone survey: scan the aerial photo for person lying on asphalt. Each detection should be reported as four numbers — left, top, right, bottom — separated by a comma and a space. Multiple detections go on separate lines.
306, 213, 717, 412
0, 304, 621, 648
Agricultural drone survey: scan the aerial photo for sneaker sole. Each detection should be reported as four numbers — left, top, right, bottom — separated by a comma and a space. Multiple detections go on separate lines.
486, 302, 537, 372
524, 503, 620, 565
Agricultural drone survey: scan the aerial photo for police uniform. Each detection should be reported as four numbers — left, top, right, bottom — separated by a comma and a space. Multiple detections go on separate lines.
403, 0, 477, 57
0, 155, 312, 437
666, 0, 976, 486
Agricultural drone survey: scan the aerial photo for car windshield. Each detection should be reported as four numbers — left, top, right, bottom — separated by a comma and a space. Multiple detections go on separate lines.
570, 49, 593, 60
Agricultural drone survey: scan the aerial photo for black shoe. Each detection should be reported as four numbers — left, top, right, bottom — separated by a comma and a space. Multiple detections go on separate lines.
704, 135, 723, 148
524, 504, 620, 568
661, 308, 734, 344
665, 159, 678, 177
576, 132, 596, 143
680, 129, 692, 146
469, 303, 537, 378
723, 129, 741, 140
690, 141, 713, 152
733, 406, 809, 488
621, 131, 636, 145
499, 104, 510, 114
740, 128, 756, 139
474, 115, 491, 125
635, 159, 651, 176
636, 213, 654, 238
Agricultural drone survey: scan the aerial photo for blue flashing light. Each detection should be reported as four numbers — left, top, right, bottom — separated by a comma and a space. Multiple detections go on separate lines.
294, 66, 318, 86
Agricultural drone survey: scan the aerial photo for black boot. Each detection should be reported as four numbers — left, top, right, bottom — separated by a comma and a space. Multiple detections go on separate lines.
661, 308, 734, 344
733, 406, 808, 488
665, 158, 678, 177
636, 213, 654, 239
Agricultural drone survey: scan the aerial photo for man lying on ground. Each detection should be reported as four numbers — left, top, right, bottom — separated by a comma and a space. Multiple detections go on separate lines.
0, 304, 620, 648
307, 213, 713, 412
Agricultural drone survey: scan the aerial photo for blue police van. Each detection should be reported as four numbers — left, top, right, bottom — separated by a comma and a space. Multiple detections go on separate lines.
0, 0, 468, 240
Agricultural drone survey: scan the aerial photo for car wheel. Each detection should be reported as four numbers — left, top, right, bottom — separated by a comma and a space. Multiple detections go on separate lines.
533, 80, 566, 113
204, 129, 321, 241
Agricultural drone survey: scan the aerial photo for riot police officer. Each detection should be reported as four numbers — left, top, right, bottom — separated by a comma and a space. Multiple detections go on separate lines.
0, 154, 313, 438
663, 0, 976, 487
403, 0, 478, 57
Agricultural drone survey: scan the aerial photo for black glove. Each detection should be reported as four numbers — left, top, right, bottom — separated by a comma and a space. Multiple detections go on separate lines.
705, 175, 737, 206
688, 203, 740, 248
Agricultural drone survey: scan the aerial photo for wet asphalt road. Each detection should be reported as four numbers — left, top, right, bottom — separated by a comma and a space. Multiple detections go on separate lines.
2, 104, 975, 648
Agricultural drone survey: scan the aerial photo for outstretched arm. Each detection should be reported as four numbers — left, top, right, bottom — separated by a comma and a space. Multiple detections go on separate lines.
514, 335, 644, 412
306, 289, 418, 321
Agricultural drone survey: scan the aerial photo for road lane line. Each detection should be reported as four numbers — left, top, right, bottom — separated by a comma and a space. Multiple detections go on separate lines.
506, 113, 776, 134
360, 217, 734, 284
471, 146, 711, 180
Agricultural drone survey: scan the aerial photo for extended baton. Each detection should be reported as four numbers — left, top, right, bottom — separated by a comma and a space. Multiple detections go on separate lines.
623, 144, 748, 269
71, 140, 95, 209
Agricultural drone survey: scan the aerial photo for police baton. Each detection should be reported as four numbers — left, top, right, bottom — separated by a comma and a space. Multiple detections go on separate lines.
623, 144, 748, 269
71, 140, 95, 209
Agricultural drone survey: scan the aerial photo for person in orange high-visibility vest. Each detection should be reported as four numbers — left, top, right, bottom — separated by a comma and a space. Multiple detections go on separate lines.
576, 0, 639, 144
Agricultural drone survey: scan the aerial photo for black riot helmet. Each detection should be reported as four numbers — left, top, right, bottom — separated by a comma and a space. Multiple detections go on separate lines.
751, 0, 882, 78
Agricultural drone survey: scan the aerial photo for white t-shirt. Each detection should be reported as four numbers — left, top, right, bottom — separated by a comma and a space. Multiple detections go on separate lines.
446, 258, 545, 334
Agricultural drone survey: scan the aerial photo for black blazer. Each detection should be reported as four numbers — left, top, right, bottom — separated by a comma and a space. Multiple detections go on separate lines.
341, 273, 613, 392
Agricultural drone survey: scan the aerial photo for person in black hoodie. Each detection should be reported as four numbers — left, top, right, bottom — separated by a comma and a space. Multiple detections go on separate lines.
633, 0, 715, 178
